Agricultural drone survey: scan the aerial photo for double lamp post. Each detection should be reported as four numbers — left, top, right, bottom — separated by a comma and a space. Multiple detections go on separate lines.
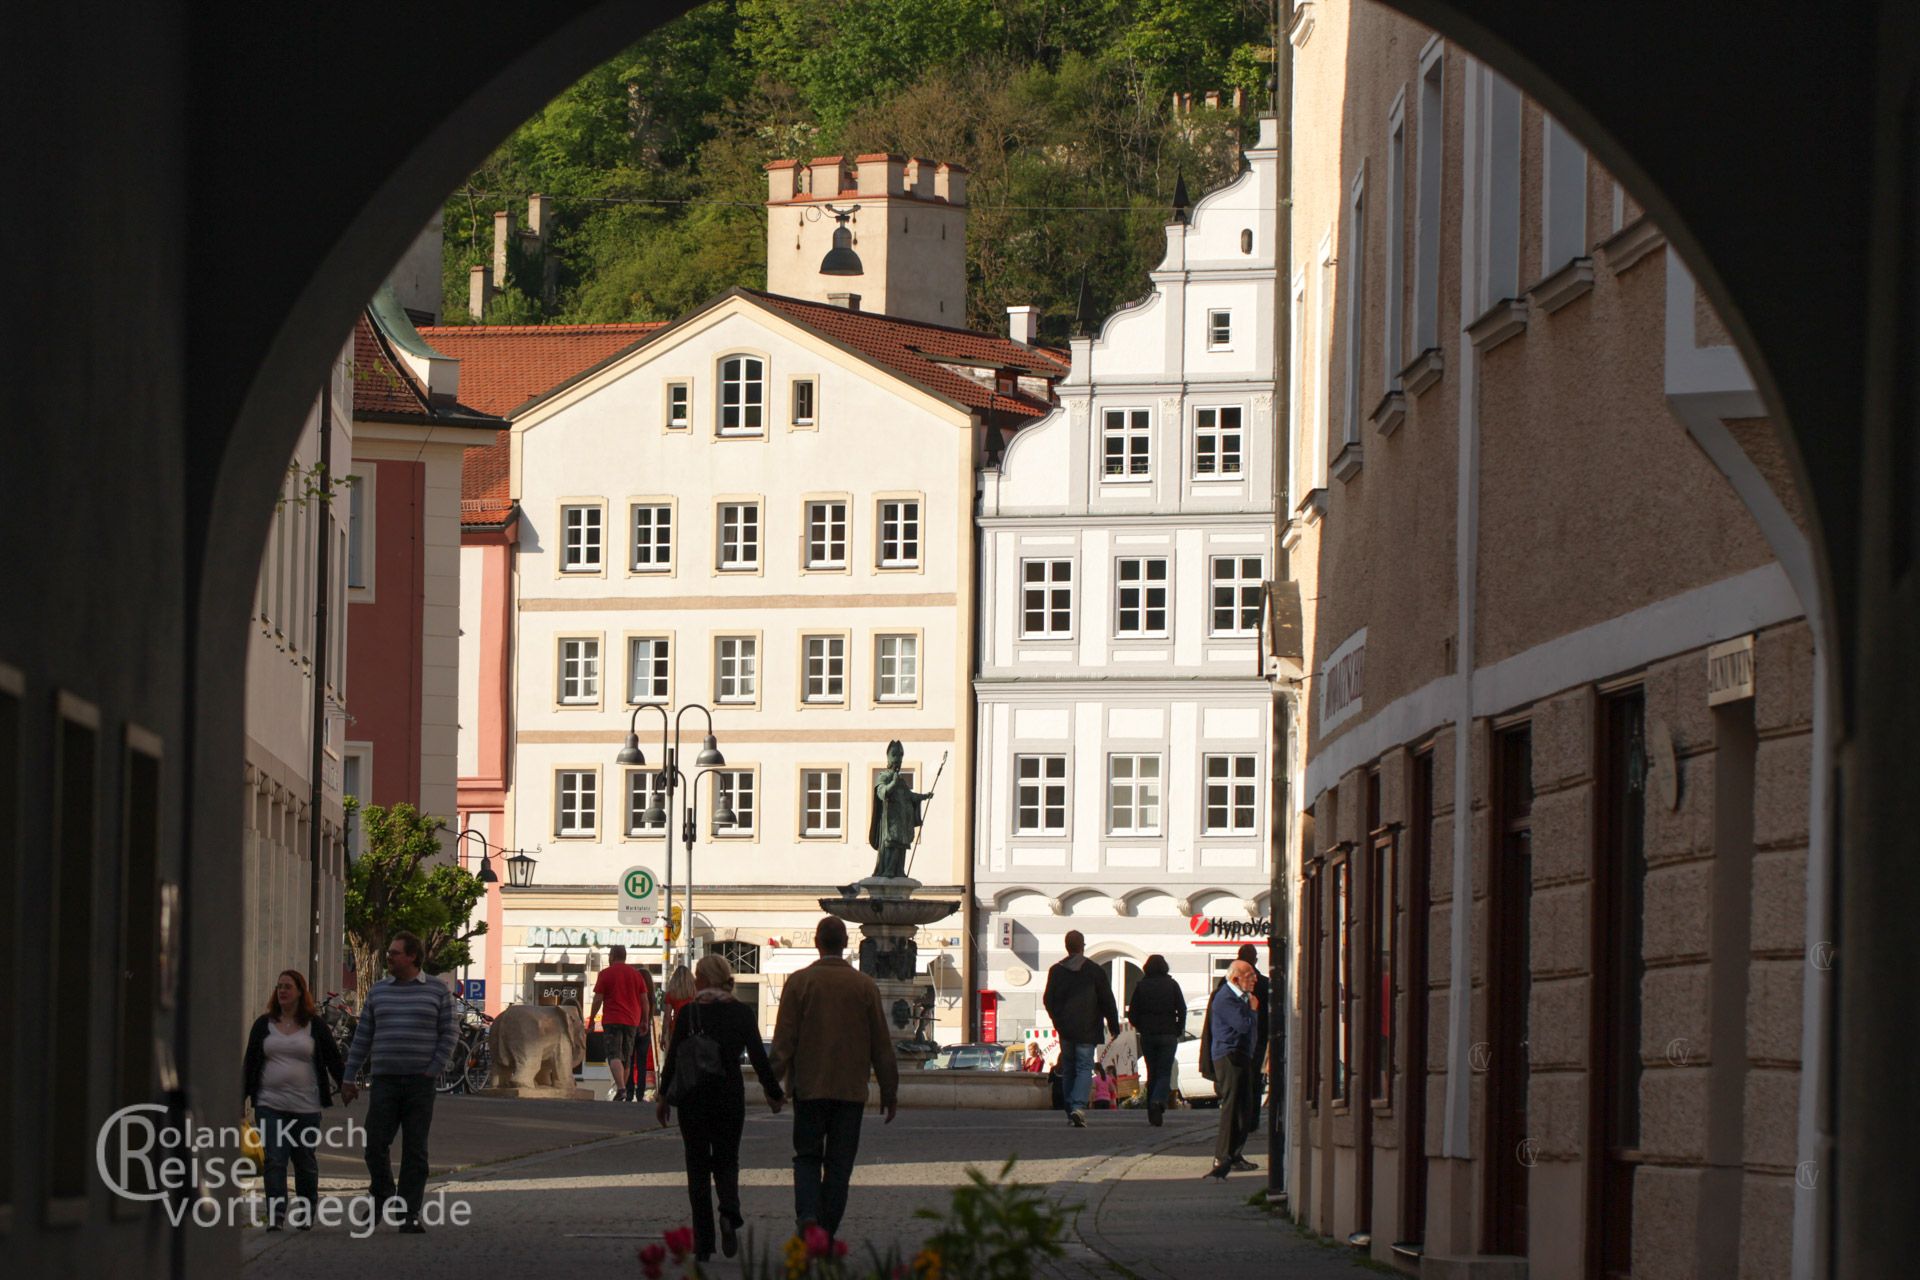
616, 701, 734, 975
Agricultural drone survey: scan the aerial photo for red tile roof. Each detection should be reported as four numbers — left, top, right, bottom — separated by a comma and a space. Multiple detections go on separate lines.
417, 322, 663, 524
747, 291, 1067, 419
352, 314, 431, 417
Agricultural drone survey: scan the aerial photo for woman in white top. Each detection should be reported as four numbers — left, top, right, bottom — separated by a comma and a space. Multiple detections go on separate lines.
242, 969, 345, 1230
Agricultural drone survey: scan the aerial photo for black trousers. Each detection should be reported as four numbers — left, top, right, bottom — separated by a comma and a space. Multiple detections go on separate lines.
364, 1074, 435, 1221
792, 1098, 865, 1238
1236, 1049, 1262, 1151
1213, 1054, 1254, 1166
1138, 1033, 1179, 1107
677, 1089, 746, 1255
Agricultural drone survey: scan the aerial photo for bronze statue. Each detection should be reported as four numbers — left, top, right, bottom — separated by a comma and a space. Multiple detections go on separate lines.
868, 740, 933, 879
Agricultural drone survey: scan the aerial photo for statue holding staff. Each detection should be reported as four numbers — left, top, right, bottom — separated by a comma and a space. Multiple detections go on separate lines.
868, 740, 934, 879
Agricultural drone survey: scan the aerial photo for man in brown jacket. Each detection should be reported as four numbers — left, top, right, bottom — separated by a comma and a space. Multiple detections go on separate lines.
769, 916, 900, 1241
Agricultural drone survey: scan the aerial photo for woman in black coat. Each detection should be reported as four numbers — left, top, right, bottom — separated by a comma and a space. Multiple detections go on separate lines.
242, 969, 346, 1229
656, 953, 783, 1262
1125, 954, 1187, 1126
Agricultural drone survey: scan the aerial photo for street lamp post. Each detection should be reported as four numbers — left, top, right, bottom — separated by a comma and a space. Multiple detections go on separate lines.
450, 828, 501, 996
617, 702, 726, 976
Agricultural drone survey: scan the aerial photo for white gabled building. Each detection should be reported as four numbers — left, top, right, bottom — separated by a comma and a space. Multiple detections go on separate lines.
973, 118, 1283, 1040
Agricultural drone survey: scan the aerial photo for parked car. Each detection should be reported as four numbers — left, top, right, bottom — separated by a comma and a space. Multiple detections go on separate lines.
920, 1042, 1021, 1072
1170, 1031, 1269, 1106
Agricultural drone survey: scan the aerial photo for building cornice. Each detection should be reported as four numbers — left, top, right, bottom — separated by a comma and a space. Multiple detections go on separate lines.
977, 510, 1275, 530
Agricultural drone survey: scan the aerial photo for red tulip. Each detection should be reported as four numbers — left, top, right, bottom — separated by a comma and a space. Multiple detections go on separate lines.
665, 1226, 696, 1258
832, 1239, 850, 1259
804, 1224, 831, 1257
638, 1243, 666, 1279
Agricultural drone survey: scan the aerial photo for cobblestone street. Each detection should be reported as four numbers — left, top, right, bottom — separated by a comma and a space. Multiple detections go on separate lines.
240, 1098, 1375, 1278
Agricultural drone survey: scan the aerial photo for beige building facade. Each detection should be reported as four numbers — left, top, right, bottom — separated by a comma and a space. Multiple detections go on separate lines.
1283, 4, 1826, 1277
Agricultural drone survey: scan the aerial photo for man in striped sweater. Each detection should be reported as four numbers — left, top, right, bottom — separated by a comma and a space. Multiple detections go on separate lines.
340, 931, 457, 1232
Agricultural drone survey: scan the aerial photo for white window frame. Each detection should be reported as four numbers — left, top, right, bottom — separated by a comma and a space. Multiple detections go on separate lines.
555, 768, 598, 838
1101, 408, 1152, 481
790, 377, 818, 429
1106, 755, 1163, 836
1477, 65, 1523, 313
1013, 754, 1068, 836
712, 769, 756, 838
342, 742, 373, 805
625, 769, 667, 838
1317, 234, 1336, 485
1414, 41, 1445, 355
1289, 271, 1307, 508
805, 499, 848, 570
1203, 754, 1259, 836
1020, 559, 1075, 638
800, 767, 845, 839
874, 633, 919, 703
630, 502, 673, 573
717, 501, 760, 571
626, 634, 672, 704
714, 634, 758, 705
345, 469, 375, 598
1207, 308, 1233, 351
666, 381, 691, 430
801, 633, 847, 705
560, 503, 604, 573
556, 636, 601, 706
1384, 93, 1408, 393
1210, 555, 1265, 637
1193, 405, 1244, 478
717, 355, 765, 436
876, 498, 922, 569
1114, 557, 1170, 638
1342, 167, 1367, 451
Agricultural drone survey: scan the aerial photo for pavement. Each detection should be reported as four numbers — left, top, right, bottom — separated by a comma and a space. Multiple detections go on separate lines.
240, 1093, 1382, 1278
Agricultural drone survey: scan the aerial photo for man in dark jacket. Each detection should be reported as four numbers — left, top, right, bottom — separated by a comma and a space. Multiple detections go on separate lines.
1202, 961, 1260, 1179
1197, 941, 1271, 1168
1124, 954, 1186, 1127
1042, 930, 1120, 1127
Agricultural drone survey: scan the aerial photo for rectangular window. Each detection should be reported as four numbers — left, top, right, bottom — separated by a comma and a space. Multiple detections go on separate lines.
1021, 559, 1074, 637
627, 636, 670, 703
1334, 853, 1353, 1104
714, 635, 757, 704
875, 634, 919, 702
561, 504, 603, 572
805, 500, 848, 569
1194, 406, 1243, 477
631, 503, 673, 572
49, 698, 97, 1204
717, 502, 760, 570
718, 356, 764, 435
791, 378, 817, 427
1114, 557, 1169, 636
801, 768, 844, 837
1102, 409, 1151, 479
1207, 309, 1233, 350
1203, 754, 1258, 834
1318, 237, 1336, 480
1014, 755, 1067, 835
1106, 754, 1163, 835
346, 472, 370, 590
1385, 101, 1407, 392
1210, 555, 1264, 635
555, 769, 597, 836
1304, 857, 1324, 1106
1289, 274, 1306, 506
1480, 67, 1523, 311
557, 637, 601, 705
626, 770, 666, 836
342, 745, 369, 804
1542, 112, 1588, 272
878, 499, 921, 568
713, 770, 755, 837
1370, 826, 1398, 1104
802, 634, 846, 704
1414, 48, 1445, 353
1343, 170, 1367, 449
666, 381, 691, 430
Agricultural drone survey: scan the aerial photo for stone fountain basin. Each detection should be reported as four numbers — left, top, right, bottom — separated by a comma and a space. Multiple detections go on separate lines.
817, 896, 958, 927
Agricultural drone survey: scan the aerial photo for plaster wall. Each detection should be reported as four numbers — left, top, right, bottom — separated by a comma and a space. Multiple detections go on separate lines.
765, 177, 968, 326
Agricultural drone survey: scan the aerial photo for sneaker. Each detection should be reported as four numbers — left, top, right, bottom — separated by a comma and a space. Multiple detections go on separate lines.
1203, 1163, 1230, 1181
1069, 1110, 1088, 1128
720, 1216, 739, 1258
607, 1086, 622, 1101
1231, 1157, 1258, 1172
1148, 1103, 1164, 1127
399, 1220, 426, 1235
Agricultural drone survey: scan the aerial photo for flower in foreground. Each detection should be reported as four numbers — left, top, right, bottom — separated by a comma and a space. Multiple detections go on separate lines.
804, 1224, 832, 1257
638, 1242, 666, 1280
664, 1225, 696, 1259
913, 1246, 943, 1280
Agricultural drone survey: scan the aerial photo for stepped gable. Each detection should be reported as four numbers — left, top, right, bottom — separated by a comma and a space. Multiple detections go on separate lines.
418, 322, 663, 526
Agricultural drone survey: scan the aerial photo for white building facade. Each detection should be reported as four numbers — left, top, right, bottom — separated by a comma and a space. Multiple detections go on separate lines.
973, 119, 1283, 1042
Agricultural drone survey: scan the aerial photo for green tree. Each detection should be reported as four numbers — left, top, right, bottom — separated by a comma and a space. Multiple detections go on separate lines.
343, 801, 486, 1003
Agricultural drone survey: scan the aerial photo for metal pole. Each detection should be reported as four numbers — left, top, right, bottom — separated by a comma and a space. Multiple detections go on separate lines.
662, 751, 677, 980
1269, 0, 1296, 1204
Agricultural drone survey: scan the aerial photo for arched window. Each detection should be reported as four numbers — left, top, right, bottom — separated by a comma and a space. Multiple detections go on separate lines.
1240, 228, 1254, 254
718, 356, 764, 435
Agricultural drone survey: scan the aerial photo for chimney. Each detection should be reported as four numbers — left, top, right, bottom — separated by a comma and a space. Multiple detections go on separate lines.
526, 193, 553, 247
827, 292, 862, 311
492, 210, 512, 286
1007, 305, 1038, 344
468, 264, 494, 321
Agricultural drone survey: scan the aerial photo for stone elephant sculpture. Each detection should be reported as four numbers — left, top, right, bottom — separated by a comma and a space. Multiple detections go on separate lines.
486, 1003, 586, 1090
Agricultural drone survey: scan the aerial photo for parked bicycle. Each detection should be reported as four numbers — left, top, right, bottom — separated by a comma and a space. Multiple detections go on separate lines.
436, 994, 493, 1095
318, 991, 358, 1069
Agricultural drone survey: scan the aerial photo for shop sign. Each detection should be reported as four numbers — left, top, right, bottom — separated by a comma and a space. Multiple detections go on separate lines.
1320, 628, 1367, 733
1707, 634, 1755, 706
1188, 915, 1273, 944
524, 925, 663, 949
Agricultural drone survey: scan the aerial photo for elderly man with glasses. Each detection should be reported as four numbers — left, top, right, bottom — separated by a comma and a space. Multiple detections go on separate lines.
339, 931, 457, 1232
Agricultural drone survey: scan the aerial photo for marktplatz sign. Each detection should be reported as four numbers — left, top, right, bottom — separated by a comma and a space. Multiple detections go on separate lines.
618, 865, 659, 926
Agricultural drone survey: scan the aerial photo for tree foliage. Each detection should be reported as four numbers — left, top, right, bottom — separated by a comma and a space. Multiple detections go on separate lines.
441, 0, 1276, 340
343, 801, 486, 1003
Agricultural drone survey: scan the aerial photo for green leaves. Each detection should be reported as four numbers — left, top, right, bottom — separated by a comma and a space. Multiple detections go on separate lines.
344, 802, 486, 999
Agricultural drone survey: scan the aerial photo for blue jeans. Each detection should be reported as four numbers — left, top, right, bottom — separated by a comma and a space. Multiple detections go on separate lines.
1138, 1033, 1179, 1107
1060, 1041, 1097, 1113
254, 1105, 321, 1226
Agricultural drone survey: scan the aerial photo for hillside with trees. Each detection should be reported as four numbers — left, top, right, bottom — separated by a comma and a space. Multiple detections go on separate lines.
442, 0, 1276, 341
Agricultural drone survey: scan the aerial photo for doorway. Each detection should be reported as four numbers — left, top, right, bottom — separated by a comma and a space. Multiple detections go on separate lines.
1485, 724, 1534, 1255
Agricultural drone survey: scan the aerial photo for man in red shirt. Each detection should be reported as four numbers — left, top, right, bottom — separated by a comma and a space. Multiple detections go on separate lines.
589, 945, 653, 1102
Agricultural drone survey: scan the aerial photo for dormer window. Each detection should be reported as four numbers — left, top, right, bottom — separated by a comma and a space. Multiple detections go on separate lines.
996, 370, 1017, 395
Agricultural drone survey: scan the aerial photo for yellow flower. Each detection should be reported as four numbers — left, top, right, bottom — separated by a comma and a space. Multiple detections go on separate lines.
784, 1235, 810, 1278
913, 1247, 943, 1280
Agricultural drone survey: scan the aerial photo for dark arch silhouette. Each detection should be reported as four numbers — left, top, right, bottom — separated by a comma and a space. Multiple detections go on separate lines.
3, 1, 1913, 1274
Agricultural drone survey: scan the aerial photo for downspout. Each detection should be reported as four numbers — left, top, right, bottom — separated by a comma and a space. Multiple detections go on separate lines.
962, 414, 986, 1042
307, 365, 335, 990
1268, 0, 1296, 1203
